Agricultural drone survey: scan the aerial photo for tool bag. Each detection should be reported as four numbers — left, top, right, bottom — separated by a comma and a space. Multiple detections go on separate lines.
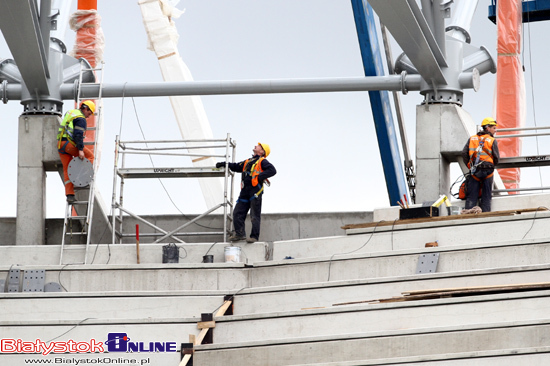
456, 173, 481, 200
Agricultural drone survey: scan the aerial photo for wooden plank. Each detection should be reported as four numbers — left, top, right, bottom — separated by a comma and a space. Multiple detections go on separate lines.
197, 320, 215, 330
403, 282, 550, 296
189, 334, 196, 345
178, 354, 191, 366
333, 282, 550, 306
195, 328, 209, 345
215, 300, 232, 317
341, 207, 548, 230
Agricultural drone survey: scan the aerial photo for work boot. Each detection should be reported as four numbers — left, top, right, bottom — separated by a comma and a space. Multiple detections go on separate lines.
228, 235, 246, 242
66, 195, 76, 203
246, 238, 258, 243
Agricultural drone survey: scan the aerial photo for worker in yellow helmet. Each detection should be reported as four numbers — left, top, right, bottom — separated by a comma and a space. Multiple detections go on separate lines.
461, 117, 500, 212
57, 100, 96, 203
216, 142, 276, 243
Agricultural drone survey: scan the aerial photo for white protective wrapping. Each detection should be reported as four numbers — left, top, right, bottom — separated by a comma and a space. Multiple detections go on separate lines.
68, 10, 105, 67
138, 0, 224, 210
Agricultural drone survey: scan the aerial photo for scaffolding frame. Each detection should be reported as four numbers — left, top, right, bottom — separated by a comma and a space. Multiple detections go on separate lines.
111, 134, 236, 244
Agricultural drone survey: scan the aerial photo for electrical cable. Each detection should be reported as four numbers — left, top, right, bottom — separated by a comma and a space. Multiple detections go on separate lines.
522, 206, 549, 240
57, 263, 72, 292
390, 218, 398, 251
327, 220, 384, 282
45, 318, 96, 343
130, 98, 223, 231
211, 286, 248, 315
178, 245, 188, 260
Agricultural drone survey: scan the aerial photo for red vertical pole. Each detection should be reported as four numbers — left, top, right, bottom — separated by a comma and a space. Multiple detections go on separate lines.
75, 0, 99, 153
496, 0, 523, 193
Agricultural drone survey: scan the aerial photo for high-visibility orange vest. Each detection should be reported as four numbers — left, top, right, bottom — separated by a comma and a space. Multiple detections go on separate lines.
468, 135, 495, 168
243, 157, 264, 187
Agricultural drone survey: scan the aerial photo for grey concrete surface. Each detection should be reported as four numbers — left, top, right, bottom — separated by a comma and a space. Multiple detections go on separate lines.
231, 263, 550, 315
0, 293, 225, 321
0, 210, 373, 245
211, 290, 550, 344
290, 347, 550, 365
251, 239, 550, 287
0, 263, 249, 292
0, 242, 268, 265
194, 320, 550, 365
16, 116, 59, 245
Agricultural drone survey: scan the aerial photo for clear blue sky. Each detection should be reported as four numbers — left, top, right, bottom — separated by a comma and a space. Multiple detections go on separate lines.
0, 1, 548, 218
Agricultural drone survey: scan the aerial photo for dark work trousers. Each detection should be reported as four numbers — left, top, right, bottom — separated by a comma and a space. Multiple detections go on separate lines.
233, 195, 263, 239
465, 168, 494, 212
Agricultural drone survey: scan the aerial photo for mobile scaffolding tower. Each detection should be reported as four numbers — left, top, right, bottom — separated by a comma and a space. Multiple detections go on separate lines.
111, 135, 236, 244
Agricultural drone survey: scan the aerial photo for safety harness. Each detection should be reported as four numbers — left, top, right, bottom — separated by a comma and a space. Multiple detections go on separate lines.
237, 157, 268, 202
469, 136, 494, 181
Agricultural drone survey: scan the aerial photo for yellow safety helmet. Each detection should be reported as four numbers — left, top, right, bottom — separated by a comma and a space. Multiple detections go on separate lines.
258, 142, 270, 157
80, 100, 96, 114
481, 117, 497, 127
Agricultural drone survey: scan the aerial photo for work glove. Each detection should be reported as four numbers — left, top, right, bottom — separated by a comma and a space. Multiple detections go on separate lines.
215, 162, 224, 168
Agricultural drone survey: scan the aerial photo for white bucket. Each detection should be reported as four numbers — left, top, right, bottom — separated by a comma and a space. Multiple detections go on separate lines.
224, 246, 241, 263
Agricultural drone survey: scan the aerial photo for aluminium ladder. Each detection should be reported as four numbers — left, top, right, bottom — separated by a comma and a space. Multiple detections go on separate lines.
59, 61, 105, 265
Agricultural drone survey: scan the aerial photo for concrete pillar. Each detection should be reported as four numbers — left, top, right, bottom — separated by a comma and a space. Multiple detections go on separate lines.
415, 104, 476, 204
16, 115, 61, 245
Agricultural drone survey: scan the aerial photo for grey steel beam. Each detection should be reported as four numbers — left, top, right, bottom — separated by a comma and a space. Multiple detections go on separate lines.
497, 155, 550, 169
368, 0, 447, 84
117, 167, 226, 179
72, 75, 423, 99
39, 0, 51, 64
0, 73, 489, 102
0, 73, 486, 102
0, 0, 50, 94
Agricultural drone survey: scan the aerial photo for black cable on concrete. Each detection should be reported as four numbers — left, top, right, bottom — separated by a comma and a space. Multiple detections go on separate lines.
57, 263, 72, 292
390, 218, 398, 251
46, 318, 96, 343
326, 220, 384, 282
211, 286, 248, 315
522, 206, 549, 240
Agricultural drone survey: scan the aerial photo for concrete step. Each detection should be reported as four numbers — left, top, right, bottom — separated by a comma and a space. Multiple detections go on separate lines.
0, 263, 249, 292
210, 289, 550, 344
231, 263, 550, 315
0, 291, 228, 321
249, 238, 550, 287
288, 347, 550, 365
0, 242, 267, 265
3, 263, 549, 324
193, 319, 550, 365
274, 210, 550, 261
2, 238, 549, 293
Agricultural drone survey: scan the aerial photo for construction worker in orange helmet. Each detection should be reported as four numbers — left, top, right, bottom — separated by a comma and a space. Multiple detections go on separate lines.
461, 117, 500, 212
57, 101, 96, 203
216, 142, 277, 243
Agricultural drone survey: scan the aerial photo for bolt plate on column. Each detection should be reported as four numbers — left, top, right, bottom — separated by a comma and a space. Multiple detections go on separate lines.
416, 253, 439, 274
22, 269, 45, 292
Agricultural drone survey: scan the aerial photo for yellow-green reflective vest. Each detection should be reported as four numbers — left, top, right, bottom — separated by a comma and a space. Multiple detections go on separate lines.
57, 109, 85, 147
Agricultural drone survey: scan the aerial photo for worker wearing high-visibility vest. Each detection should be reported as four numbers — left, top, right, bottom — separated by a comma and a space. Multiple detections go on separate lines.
57, 100, 96, 203
461, 117, 500, 212
216, 142, 277, 243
